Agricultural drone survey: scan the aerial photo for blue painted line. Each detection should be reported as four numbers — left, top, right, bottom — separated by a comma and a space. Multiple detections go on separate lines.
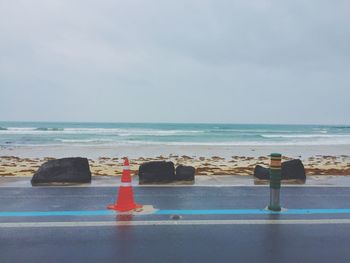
155, 209, 271, 215
154, 209, 350, 215
1, 209, 350, 217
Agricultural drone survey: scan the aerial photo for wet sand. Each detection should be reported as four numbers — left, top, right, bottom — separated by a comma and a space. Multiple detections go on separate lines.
2, 144, 350, 159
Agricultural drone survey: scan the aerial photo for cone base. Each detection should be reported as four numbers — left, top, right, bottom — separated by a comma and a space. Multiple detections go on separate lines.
107, 203, 143, 212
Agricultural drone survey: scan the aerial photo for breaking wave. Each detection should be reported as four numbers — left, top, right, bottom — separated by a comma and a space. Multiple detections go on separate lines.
1, 123, 350, 147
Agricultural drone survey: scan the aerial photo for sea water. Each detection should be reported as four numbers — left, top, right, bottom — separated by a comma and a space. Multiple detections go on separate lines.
0, 122, 350, 147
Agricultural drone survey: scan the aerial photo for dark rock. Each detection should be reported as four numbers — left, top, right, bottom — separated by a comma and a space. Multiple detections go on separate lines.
282, 159, 306, 181
254, 159, 306, 181
31, 157, 91, 186
138, 161, 175, 184
175, 165, 195, 181
254, 165, 270, 180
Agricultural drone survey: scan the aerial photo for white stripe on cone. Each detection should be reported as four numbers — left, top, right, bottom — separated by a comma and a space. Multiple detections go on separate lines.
123, 166, 130, 170
120, 182, 132, 187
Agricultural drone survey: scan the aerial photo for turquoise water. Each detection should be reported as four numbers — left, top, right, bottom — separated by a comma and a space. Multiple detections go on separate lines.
0, 122, 349, 147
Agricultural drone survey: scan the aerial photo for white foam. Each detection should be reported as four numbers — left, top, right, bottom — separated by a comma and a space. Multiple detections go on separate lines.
0, 127, 203, 136
56, 139, 115, 143
2, 126, 350, 147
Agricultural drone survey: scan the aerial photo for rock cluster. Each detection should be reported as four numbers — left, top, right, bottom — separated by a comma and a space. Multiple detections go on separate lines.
138, 161, 195, 184
254, 159, 306, 182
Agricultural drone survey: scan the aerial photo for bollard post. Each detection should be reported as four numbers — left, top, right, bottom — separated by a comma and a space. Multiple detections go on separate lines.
268, 153, 282, 211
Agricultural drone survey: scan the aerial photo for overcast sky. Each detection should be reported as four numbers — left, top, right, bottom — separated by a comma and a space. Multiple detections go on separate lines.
0, 0, 349, 124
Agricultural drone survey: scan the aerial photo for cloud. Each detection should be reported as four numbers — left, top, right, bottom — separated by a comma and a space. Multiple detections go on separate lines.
0, 0, 349, 124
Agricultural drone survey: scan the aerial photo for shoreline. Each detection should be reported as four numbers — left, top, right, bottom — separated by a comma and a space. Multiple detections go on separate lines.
1, 154, 349, 177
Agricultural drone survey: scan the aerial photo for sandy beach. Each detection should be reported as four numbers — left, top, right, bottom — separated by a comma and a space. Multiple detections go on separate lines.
1, 144, 349, 177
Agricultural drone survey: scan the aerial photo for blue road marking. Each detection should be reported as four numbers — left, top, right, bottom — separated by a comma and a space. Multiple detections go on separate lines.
154, 209, 350, 215
2, 208, 350, 217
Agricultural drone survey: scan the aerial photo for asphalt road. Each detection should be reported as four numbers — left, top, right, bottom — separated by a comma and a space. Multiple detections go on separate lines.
1, 186, 350, 263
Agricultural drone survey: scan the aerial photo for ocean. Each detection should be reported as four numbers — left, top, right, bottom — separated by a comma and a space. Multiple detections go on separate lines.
1, 122, 350, 147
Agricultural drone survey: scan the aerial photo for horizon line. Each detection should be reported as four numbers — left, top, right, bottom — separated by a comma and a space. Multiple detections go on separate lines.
0, 120, 349, 126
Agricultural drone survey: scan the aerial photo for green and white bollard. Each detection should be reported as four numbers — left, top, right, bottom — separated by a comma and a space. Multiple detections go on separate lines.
268, 153, 282, 211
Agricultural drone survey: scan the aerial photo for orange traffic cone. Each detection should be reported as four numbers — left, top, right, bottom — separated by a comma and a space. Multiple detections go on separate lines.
108, 158, 142, 212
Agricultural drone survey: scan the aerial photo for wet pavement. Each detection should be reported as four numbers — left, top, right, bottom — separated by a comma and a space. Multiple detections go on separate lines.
1, 185, 350, 262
